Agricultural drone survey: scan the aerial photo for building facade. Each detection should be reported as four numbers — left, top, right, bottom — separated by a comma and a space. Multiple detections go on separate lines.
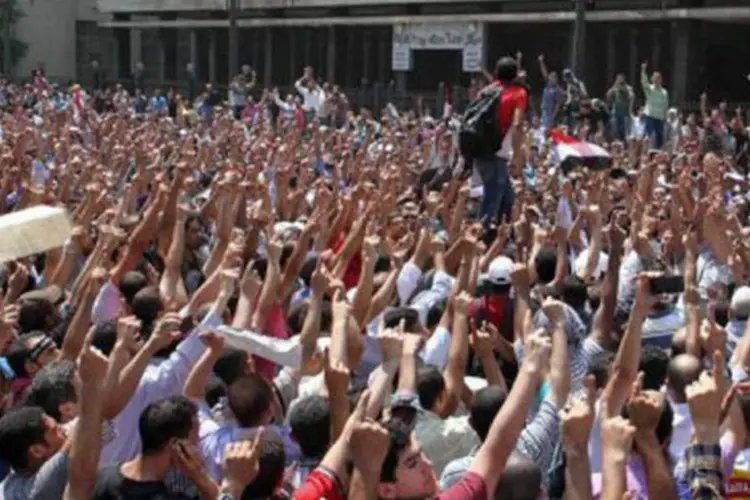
12, 0, 750, 106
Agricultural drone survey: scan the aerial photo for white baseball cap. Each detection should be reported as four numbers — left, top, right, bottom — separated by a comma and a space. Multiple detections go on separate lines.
485, 256, 514, 286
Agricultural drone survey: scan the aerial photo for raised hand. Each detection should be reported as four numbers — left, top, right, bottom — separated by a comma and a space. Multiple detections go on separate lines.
378, 323, 404, 365
470, 321, 498, 359
541, 297, 566, 325
148, 312, 183, 351
199, 330, 225, 351
626, 373, 663, 432
453, 291, 473, 316
560, 376, 597, 451
601, 415, 636, 462
222, 430, 264, 494
523, 330, 552, 378
686, 354, 724, 443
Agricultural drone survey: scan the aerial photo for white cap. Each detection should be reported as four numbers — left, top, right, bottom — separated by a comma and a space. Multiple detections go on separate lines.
485, 256, 514, 286
731, 286, 750, 320
574, 249, 609, 280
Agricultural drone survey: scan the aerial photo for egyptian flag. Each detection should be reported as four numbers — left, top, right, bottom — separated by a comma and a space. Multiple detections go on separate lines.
549, 128, 610, 170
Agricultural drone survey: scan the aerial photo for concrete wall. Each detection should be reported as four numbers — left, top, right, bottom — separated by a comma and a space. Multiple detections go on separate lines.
15, 0, 78, 80
97, 0, 225, 13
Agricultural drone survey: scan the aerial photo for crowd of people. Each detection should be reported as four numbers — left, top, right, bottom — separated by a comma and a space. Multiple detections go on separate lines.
0, 51, 747, 500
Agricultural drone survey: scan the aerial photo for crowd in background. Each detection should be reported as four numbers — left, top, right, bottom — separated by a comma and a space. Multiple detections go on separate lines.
0, 52, 747, 500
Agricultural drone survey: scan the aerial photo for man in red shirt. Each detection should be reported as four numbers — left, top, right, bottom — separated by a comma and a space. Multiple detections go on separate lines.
476, 56, 528, 225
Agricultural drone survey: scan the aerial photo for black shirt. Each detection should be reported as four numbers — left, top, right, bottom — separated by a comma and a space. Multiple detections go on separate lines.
91, 465, 192, 500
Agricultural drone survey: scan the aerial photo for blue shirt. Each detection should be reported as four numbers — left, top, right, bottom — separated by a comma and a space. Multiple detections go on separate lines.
150, 96, 167, 112
541, 85, 562, 125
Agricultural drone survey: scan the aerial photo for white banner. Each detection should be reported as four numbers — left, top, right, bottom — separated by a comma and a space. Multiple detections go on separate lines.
462, 23, 485, 72
392, 22, 485, 72
392, 38, 412, 71
393, 22, 483, 50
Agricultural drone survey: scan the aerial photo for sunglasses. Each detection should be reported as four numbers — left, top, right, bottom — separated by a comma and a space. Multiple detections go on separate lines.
27, 336, 55, 363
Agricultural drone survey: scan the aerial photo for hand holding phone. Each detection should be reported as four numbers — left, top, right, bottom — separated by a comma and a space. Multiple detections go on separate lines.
649, 275, 685, 295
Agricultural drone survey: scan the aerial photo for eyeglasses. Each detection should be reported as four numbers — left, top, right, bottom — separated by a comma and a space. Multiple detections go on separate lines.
27, 336, 55, 363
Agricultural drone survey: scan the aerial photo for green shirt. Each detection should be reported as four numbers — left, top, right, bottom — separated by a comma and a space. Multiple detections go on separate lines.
610, 85, 633, 116
641, 70, 669, 120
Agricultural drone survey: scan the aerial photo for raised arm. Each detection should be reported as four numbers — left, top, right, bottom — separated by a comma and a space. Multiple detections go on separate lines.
601, 273, 655, 418
538, 54, 550, 81
468, 332, 551, 493
640, 62, 652, 97
590, 220, 625, 349
64, 341, 107, 500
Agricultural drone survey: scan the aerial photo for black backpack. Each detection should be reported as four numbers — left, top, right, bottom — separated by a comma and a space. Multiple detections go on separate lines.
459, 84, 504, 159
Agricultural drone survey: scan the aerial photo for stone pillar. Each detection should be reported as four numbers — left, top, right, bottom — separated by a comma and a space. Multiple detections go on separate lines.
264, 27, 273, 88
304, 29, 311, 67
326, 26, 336, 84
208, 29, 217, 83
289, 29, 296, 83
606, 27, 616, 85
378, 28, 387, 83
129, 28, 142, 74
670, 21, 689, 106
396, 72, 406, 107
652, 27, 662, 71
363, 30, 371, 81
189, 29, 198, 75
158, 31, 166, 84
627, 27, 638, 90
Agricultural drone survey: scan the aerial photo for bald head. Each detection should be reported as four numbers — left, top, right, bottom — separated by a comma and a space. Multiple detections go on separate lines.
494, 451, 541, 500
667, 354, 702, 403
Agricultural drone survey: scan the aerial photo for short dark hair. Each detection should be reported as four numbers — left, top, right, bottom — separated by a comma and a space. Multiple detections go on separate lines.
0, 406, 47, 470
240, 430, 286, 499
587, 352, 615, 389
131, 286, 162, 326
383, 307, 421, 332
25, 360, 77, 422
213, 348, 249, 386
469, 386, 507, 441
18, 299, 54, 334
416, 366, 445, 413
562, 276, 587, 310
5, 338, 31, 378
90, 320, 118, 356
494, 451, 542, 500
380, 418, 412, 483
494, 56, 519, 82
119, 271, 149, 306
534, 248, 557, 285
227, 373, 274, 428
288, 395, 331, 459
639, 345, 669, 391
138, 395, 197, 455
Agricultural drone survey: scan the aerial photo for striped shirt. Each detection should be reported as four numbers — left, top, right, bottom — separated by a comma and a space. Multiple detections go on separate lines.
439, 399, 561, 489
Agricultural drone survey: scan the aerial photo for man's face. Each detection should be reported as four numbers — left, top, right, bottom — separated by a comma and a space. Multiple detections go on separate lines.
185, 219, 203, 250
615, 75, 624, 85
29, 414, 66, 465
548, 72, 558, 85
380, 433, 437, 499
653, 72, 662, 86
24, 336, 60, 376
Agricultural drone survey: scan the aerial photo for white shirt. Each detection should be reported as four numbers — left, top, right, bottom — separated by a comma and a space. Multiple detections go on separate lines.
669, 401, 693, 468
294, 80, 326, 117
98, 306, 223, 466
